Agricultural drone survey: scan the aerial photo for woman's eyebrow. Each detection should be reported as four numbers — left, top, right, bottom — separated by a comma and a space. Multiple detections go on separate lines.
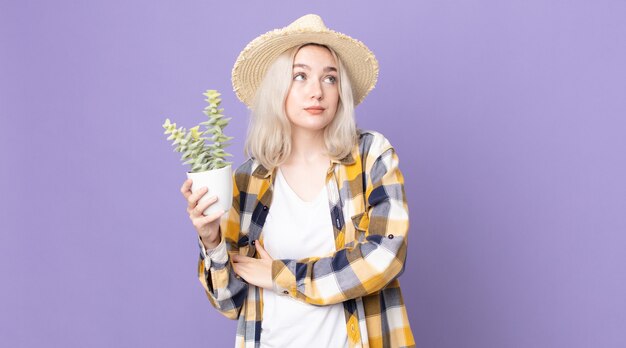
293, 63, 337, 73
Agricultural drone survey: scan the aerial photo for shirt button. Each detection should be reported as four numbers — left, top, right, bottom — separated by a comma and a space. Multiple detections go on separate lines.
250, 240, 255, 245
388, 234, 394, 239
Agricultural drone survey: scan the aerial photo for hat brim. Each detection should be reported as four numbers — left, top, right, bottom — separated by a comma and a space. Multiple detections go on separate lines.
232, 28, 379, 108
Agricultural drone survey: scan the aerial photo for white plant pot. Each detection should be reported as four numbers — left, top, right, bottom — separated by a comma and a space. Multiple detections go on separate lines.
186, 165, 233, 217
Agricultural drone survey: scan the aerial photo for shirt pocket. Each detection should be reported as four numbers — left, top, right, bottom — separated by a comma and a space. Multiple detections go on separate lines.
351, 212, 369, 243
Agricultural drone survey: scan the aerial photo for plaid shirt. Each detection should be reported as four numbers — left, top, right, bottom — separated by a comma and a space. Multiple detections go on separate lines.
198, 130, 415, 347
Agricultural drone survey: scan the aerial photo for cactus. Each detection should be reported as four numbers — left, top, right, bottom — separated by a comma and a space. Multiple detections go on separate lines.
162, 89, 233, 172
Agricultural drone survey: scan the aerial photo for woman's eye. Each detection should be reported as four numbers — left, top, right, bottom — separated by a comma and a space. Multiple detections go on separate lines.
293, 73, 306, 81
324, 75, 337, 84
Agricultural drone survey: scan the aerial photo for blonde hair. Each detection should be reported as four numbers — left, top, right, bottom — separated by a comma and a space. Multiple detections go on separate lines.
245, 43, 357, 170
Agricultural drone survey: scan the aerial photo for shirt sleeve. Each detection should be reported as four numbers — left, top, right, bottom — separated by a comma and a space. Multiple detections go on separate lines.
197, 174, 248, 319
198, 237, 228, 270
271, 135, 410, 305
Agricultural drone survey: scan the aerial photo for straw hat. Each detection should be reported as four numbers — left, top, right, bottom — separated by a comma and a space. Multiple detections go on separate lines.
231, 14, 379, 108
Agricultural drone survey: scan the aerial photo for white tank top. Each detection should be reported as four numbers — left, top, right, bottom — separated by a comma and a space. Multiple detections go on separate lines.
260, 169, 348, 348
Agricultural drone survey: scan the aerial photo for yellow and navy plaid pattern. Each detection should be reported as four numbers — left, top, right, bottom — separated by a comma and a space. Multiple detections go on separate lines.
198, 130, 415, 347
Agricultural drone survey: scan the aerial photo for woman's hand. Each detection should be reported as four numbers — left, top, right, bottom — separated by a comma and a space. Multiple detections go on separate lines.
180, 178, 225, 250
232, 243, 274, 290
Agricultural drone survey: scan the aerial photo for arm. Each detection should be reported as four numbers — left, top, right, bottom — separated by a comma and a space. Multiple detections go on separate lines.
197, 177, 249, 320
272, 137, 409, 305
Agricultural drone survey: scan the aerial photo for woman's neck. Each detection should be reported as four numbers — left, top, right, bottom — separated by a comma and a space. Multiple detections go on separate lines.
286, 127, 328, 165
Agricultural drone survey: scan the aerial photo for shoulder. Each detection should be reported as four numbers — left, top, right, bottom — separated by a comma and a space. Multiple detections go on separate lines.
354, 130, 403, 184
232, 158, 263, 192
234, 158, 256, 177
233, 158, 272, 188
235, 157, 272, 175
357, 129, 395, 159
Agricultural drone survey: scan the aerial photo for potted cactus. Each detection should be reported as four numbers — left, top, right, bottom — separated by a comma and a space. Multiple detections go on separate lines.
163, 89, 234, 216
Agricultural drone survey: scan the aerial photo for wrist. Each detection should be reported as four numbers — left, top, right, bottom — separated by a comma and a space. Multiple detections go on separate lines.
201, 233, 221, 250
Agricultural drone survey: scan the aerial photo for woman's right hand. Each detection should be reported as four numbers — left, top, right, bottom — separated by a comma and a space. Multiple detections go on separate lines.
180, 178, 225, 250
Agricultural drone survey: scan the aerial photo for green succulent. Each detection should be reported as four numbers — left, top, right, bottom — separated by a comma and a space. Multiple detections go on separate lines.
162, 89, 233, 172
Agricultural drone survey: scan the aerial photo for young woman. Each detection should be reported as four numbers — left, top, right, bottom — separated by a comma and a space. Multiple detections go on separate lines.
180, 14, 415, 348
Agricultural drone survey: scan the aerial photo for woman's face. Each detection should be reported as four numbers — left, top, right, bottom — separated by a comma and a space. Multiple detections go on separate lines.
284, 45, 339, 133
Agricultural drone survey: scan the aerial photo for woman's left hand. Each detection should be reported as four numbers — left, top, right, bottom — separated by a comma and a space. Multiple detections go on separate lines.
232, 243, 274, 290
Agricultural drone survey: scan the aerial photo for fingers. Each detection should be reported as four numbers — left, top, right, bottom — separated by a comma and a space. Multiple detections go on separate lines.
232, 261, 244, 279
255, 243, 273, 260
180, 178, 207, 209
189, 195, 218, 217
231, 257, 247, 280
231, 255, 273, 289
201, 208, 225, 224
191, 208, 224, 230
180, 179, 193, 199
231, 257, 254, 280
186, 186, 209, 212
231, 254, 250, 263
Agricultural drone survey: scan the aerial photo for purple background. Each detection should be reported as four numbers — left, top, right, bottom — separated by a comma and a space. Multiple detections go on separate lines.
2, 1, 625, 347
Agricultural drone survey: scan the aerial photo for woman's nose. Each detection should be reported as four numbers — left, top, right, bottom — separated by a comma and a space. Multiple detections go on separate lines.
309, 80, 323, 100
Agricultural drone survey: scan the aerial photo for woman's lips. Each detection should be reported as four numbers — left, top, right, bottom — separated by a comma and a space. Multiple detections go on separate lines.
304, 106, 325, 115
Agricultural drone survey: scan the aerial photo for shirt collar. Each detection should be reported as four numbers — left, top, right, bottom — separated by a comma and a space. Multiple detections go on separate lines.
252, 163, 272, 179
331, 150, 356, 165
251, 148, 357, 179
